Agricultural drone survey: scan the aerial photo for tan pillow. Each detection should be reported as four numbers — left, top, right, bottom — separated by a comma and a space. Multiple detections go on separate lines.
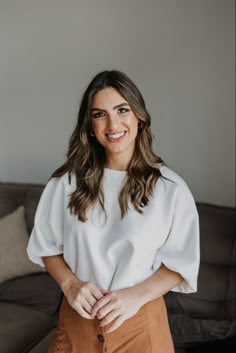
0, 206, 46, 283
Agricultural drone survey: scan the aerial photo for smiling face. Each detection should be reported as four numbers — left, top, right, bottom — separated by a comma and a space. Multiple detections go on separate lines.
90, 87, 139, 170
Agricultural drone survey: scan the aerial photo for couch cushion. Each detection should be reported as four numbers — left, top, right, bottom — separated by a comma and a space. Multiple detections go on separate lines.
24, 187, 44, 234
165, 203, 236, 321
0, 273, 62, 314
0, 302, 57, 353
165, 262, 235, 320
196, 203, 235, 266
0, 182, 44, 234
28, 329, 55, 353
186, 337, 236, 353
197, 203, 236, 321
0, 183, 29, 217
0, 206, 45, 283
168, 314, 236, 344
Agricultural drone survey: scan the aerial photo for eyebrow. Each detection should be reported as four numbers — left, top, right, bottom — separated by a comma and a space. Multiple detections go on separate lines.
91, 102, 130, 112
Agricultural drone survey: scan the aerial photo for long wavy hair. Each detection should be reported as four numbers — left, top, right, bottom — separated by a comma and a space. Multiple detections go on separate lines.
51, 70, 169, 222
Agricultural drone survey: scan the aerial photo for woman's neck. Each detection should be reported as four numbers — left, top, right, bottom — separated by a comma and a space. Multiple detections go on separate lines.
105, 157, 130, 171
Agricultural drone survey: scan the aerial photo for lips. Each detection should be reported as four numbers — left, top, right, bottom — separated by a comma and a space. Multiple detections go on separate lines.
105, 131, 126, 140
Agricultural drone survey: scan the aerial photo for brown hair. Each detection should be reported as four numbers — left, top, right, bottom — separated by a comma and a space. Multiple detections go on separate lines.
51, 70, 168, 221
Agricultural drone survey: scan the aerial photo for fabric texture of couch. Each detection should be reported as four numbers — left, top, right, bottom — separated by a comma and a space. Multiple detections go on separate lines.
0, 181, 235, 353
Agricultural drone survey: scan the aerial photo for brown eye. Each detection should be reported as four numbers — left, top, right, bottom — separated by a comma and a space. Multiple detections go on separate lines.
118, 108, 129, 114
92, 111, 105, 118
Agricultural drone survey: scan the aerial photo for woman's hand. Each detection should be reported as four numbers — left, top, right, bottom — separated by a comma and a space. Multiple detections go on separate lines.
62, 276, 109, 320
90, 287, 146, 332
42, 255, 109, 320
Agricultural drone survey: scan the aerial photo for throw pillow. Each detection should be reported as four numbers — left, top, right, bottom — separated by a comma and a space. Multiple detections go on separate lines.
0, 206, 46, 283
0, 273, 62, 314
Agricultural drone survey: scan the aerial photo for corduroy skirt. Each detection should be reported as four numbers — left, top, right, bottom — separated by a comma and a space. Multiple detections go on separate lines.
47, 295, 174, 353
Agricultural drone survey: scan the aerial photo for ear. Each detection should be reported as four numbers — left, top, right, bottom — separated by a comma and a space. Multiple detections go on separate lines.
138, 121, 143, 129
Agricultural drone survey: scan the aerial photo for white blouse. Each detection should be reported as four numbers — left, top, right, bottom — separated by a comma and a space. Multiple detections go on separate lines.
27, 165, 200, 293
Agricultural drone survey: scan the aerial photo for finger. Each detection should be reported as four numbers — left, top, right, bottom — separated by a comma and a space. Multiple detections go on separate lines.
87, 294, 97, 308
92, 287, 107, 300
96, 302, 115, 320
78, 309, 94, 320
99, 310, 120, 327
81, 299, 93, 315
70, 302, 94, 320
91, 295, 111, 317
100, 288, 110, 295
68, 292, 94, 314
104, 316, 124, 333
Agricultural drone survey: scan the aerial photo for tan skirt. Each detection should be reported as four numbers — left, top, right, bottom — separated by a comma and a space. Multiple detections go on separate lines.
48, 295, 174, 353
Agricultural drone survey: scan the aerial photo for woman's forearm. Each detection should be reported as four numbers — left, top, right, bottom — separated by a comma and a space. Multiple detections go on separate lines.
43, 255, 109, 319
130, 264, 184, 305
42, 254, 80, 294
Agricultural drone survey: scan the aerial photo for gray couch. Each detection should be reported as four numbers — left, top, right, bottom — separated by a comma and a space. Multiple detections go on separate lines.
0, 181, 235, 353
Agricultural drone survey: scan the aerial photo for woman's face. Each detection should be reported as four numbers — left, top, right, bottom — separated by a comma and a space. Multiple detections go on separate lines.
90, 87, 139, 168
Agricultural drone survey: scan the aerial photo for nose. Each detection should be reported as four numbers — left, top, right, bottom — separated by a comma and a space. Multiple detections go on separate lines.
106, 113, 119, 130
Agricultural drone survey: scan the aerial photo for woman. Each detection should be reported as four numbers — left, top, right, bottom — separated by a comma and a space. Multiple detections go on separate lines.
27, 70, 200, 353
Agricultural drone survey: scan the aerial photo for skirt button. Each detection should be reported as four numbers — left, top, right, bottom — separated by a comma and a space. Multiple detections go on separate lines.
97, 334, 105, 343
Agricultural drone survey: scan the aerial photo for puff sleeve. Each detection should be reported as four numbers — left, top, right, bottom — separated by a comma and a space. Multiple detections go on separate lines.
153, 182, 200, 293
27, 176, 66, 267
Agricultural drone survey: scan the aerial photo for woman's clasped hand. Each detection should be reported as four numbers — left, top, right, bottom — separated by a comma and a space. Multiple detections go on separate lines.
63, 277, 145, 333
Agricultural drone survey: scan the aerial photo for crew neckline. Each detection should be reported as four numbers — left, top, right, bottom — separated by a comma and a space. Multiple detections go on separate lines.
104, 164, 165, 174
104, 167, 127, 174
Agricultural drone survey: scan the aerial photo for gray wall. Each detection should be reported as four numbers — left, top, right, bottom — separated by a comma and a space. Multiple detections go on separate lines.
0, 0, 235, 207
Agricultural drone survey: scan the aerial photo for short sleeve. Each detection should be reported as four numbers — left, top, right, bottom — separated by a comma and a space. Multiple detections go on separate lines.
153, 183, 200, 293
27, 176, 67, 267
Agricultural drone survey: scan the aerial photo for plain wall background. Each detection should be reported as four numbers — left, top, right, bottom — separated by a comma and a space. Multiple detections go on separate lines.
0, 0, 235, 207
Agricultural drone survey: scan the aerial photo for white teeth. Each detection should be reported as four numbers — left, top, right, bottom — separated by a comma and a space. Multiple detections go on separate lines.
107, 132, 125, 139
